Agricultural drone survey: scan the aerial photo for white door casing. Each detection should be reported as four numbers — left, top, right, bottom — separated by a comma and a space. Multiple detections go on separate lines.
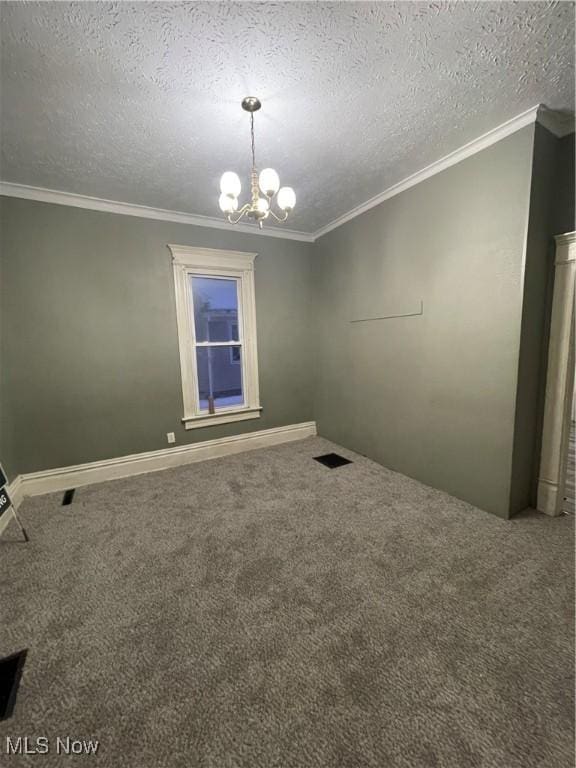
537, 232, 576, 516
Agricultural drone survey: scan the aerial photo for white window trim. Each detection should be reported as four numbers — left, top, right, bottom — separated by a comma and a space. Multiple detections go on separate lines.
168, 245, 261, 430
230, 323, 241, 365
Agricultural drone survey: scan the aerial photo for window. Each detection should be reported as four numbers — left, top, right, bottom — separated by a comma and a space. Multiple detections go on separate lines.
169, 245, 261, 429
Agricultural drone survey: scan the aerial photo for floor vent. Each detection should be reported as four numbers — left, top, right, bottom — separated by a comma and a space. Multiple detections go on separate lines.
62, 489, 75, 506
0, 649, 27, 721
314, 453, 352, 469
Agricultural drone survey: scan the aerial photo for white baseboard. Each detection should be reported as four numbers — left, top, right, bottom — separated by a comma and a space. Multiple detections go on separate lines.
12, 421, 317, 501
537, 478, 562, 517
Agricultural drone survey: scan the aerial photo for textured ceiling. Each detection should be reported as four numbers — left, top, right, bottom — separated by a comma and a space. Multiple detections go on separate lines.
1, 1, 574, 234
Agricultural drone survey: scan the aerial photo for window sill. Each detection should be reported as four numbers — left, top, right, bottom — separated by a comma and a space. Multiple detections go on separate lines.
182, 407, 262, 430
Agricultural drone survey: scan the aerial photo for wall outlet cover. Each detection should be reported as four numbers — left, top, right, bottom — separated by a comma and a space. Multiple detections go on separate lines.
167, 432, 176, 444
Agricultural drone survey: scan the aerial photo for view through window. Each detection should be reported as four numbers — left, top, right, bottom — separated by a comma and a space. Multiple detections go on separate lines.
190, 276, 244, 412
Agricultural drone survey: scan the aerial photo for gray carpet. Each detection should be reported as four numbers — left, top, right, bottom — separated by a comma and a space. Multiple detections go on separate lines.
563, 422, 575, 515
0, 437, 574, 767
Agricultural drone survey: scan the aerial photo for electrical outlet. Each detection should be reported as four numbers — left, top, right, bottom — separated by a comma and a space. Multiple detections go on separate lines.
167, 432, 176, 444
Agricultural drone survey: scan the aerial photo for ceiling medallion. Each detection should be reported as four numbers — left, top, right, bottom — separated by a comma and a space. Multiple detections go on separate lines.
218, 97, 296, 229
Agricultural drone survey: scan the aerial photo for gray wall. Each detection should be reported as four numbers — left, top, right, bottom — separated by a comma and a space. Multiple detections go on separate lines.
1, 125, 573, 518
0, 197, 315, 478
0, 207, 15, 480
313, 126, 536, 518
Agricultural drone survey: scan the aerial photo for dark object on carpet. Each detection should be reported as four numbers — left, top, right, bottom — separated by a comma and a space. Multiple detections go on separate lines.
0, 649, 27, 720
314, 452, 352, 468
62, 489, 75, 506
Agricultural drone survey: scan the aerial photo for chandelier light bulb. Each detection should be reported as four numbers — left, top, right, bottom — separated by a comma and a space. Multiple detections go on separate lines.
256, 197, 270, 215
277, 186, 296, 212
220, 171, 241, 198
259, 168, 280, 197
219, 192, 238, 214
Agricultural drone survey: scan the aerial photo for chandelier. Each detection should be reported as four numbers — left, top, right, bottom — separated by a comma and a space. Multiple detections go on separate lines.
218, 97, 296, 229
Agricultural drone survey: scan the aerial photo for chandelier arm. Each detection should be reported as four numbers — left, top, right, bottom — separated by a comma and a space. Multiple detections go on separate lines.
268, 208, 289, 223
227, 203, 251, 225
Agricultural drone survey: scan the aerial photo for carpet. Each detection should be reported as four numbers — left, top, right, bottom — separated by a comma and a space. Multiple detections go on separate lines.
0, 436, 573, 767
563, 422, 575, 515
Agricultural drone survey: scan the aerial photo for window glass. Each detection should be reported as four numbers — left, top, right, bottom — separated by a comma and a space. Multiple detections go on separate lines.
196, 346, 244, 411
191, 277, 239, 342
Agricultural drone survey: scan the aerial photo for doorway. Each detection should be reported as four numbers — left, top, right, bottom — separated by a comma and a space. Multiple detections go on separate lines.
537, 231, 575, 516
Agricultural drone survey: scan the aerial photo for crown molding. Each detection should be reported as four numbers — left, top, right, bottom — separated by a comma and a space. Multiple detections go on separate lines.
1, 105, 573, 245
536, 106, 575, 139
312, 105, 543, 239
313, 103, 575, 240
0, 182, 315, 243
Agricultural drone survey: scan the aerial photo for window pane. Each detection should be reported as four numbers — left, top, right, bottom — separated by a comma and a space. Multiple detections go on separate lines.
196, 346, 244, 411
191, 277, 239, 342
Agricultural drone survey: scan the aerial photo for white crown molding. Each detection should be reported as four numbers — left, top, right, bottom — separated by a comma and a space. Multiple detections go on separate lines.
313, 104, 575, 240
313, 105, 542, 239
0, 182, 315, 243
536, 106, 576, 139
10, 421, 317, 500
1, 105, 572, 245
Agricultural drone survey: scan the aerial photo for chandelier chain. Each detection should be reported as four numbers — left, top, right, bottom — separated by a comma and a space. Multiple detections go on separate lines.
250, 112, 256, 169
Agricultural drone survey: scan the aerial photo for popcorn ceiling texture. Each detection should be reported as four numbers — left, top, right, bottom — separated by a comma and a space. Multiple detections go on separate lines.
1, 1, 574, 233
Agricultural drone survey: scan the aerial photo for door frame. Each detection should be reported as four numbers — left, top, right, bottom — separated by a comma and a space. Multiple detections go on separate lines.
537, 231, 576, 516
